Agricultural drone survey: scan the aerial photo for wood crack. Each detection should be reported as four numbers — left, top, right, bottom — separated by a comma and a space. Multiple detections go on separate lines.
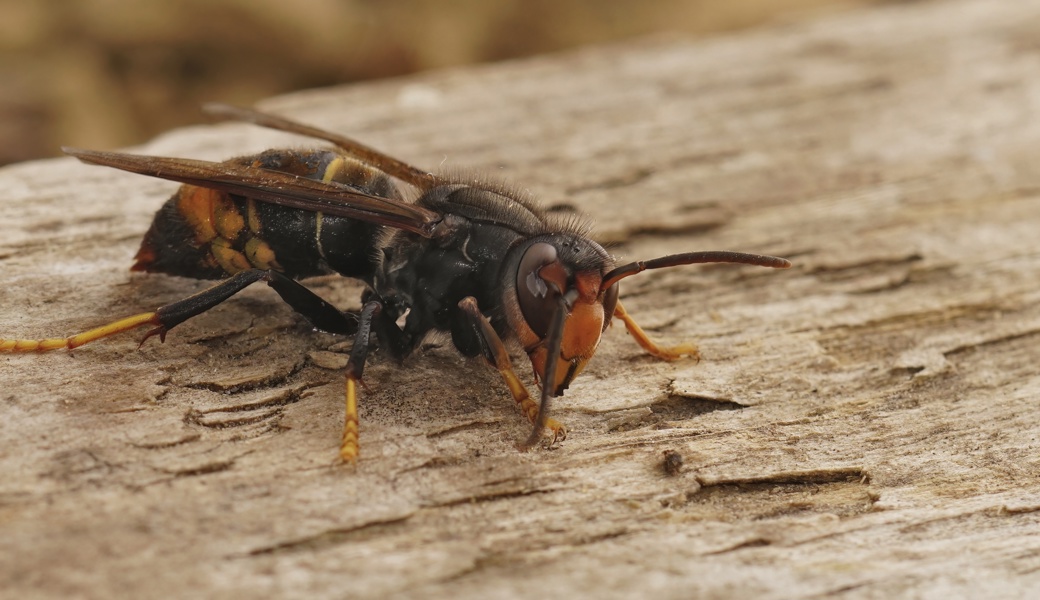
244, 512, 416, 557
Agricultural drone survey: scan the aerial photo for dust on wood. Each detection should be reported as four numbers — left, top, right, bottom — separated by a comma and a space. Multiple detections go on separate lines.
4, 0, 1040, 597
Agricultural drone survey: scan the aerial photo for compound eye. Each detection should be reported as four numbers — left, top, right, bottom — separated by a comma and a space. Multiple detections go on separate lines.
516, 242, 560, 338
601, 282, 619, 331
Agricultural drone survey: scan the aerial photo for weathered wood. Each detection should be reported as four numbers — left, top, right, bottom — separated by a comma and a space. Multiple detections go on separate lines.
4, 0, 1040, 597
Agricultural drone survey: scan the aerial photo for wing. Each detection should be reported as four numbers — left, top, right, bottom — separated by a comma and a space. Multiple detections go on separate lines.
64, 147, 443, 238
202, 103, 442, 192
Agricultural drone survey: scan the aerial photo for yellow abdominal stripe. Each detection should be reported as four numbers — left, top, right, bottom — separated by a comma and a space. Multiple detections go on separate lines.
212, 194, 246, 240
211, 238, 252, 274
322, 157, 348, 183
244, 238, 281, 271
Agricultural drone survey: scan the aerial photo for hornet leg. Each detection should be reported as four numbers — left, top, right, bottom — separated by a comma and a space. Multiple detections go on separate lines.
457, 297, 567, 445
340, 300, 381, 463
613, 300, 700, 362
0, 269, 357, 352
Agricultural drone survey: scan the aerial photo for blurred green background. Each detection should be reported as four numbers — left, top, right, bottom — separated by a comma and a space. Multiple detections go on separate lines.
0, 0, 914, 165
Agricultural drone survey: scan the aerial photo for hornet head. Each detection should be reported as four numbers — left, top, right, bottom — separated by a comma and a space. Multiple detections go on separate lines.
504, 234, 619, 397
502, 233, 790, 446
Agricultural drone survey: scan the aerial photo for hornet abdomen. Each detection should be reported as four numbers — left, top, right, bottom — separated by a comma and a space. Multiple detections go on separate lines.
131, 149, 401, 281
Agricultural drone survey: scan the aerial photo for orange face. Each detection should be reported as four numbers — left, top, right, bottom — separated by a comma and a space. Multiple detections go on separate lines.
509, 236, 618, 396
525, 269, 607, 395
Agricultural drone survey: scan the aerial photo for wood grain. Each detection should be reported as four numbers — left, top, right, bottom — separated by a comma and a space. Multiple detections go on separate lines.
3, 0, 1040, 597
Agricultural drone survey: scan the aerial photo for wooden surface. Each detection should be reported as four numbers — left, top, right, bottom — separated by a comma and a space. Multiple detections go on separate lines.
4, 0, 1040, 597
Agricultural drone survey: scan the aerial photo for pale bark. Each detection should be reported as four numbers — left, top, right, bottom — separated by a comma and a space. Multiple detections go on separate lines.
3, 0, 1040, 597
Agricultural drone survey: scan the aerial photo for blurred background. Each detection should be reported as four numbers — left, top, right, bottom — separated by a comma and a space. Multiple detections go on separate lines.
0, 0, 917, 166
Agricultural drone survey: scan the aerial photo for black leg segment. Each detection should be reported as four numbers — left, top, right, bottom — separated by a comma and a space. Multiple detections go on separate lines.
155, 269, 357, 335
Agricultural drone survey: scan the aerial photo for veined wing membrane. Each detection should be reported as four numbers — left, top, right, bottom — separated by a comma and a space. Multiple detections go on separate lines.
202, 104, 440, 191
64, 147, 442, 237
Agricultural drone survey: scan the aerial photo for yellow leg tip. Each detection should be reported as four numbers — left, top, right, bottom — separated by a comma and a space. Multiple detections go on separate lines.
339, 442, 359, 463
615, 301, 700, 363
0, 312, 161, 353
519, 417, 568, 451
342, 377, 360, 463
650, 343, 701, 362
0, 338, 67, 352
547, 419, 568, 443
